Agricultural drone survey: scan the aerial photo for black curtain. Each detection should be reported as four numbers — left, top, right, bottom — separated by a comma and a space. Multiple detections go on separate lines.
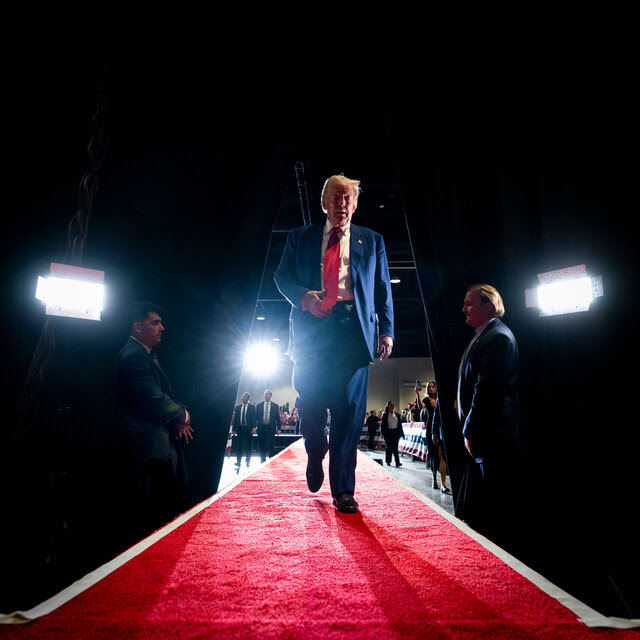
1, 31, 300, 610
389, 96, 639, 615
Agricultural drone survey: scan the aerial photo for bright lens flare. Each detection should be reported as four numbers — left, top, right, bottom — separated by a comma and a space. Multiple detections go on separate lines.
244, 343, 279, 375
537, 277, 593, 316
36, 276, 105, 321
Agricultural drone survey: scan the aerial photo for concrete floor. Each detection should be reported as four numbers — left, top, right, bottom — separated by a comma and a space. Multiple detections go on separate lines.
219, 442, 456, 516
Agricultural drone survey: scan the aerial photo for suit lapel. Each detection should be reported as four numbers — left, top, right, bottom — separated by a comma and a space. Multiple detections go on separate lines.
349, 225, 364, 282
465, 319, 499, 370
304, 225, 324, 289
148, 347, 175, 397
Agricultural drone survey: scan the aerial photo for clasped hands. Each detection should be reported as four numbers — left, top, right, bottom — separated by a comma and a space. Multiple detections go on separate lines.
300, 290, 393, 361
301, 290, 331, 318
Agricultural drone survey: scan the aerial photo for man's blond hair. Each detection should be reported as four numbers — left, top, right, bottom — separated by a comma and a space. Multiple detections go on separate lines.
467, 284, 505, 318
321, 174, 361, 209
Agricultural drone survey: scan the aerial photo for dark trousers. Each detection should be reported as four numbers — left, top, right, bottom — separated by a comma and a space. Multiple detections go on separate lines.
292, 304, 370, 498
235, 426, 253, 464
457, 452, 524, 552
257, 424, 276, 461
384, 430, 402, 465
367, 426, 377, 450
130, 447, 183, 537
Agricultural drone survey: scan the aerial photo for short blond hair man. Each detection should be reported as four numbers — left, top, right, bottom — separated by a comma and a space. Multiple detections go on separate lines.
275, 173, 394, 514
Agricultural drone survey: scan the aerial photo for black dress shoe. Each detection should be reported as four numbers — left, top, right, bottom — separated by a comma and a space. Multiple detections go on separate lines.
306, 458, 324, 493
333, 492, 359, 514
395, 462, 402, 467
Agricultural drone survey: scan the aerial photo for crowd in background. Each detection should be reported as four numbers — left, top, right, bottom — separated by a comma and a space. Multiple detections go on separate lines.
362, 380, 449, 491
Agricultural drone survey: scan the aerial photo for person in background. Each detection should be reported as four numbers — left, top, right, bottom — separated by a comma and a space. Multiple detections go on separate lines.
409, 401, 420, 422
232, 392, 256, 467
255, 388, 281, 462
365, 409, 379, 451
419, 381, 449, 493
381, 401, 404, 467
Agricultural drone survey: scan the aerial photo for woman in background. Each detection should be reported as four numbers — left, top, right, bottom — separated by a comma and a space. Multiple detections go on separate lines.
422, 381, 449, 493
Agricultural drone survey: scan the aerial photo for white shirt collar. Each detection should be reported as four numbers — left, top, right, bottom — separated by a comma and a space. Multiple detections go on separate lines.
324, 218, 350, 234
475, 318, 494, 337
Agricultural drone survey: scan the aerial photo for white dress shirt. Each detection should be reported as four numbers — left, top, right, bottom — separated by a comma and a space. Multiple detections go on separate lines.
321, 219, 355, 301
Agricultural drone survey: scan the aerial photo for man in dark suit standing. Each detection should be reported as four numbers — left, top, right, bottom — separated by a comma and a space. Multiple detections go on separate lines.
115, 301, 194, 537
274, 174, 394, 514
232, 392, 256, 467
255, 388, 281, 462
456, 284, 524, 545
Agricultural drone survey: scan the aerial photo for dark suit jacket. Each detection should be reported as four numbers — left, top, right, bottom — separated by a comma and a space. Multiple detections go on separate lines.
458, 318, 521, 462
420, 399, 437, 441
233, 402, 256, 431
115, 337, 188, 460
254, 401, 281, 430
381, 411, 405, 439
274, 222, 394, 362
365, 414, 379, 433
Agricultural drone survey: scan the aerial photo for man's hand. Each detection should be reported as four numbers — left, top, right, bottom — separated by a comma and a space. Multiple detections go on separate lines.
301, 290, 332, 318
378, 335, 393, 361
177, 423, 195, 443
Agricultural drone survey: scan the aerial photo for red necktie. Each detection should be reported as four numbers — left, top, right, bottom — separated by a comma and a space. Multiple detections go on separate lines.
321, 226, 341, 310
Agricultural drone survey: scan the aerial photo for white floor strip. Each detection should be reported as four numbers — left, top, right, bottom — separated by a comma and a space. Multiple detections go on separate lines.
2, 445, 638, 630
388, 466, 640, 630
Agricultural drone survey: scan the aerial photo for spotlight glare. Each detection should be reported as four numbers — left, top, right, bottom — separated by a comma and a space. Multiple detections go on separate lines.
537, 277, 593, 316
244, 343, 279, 376
525, 264, 603, 317
35, 263, 105, 321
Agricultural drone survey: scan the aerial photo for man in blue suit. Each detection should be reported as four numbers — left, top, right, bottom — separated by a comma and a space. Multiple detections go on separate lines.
275, 174, 394, 514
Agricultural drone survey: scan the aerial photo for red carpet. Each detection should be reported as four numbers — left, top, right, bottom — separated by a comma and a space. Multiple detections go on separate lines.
1, 440, 639, 638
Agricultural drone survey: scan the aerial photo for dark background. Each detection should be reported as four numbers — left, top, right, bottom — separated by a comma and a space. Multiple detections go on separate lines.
2, 3, 638, 619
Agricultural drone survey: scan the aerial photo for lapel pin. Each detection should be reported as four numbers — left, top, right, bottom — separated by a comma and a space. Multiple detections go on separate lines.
358, 239, 363, 245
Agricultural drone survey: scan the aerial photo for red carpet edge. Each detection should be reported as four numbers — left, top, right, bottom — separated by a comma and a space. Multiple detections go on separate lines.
384, 470, 640, 630
0, 466, 250, 625
1, 441, 639, 630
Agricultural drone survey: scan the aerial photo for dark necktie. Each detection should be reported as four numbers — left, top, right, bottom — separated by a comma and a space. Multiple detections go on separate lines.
321, 226, 341, 311
456, 333, 479, 420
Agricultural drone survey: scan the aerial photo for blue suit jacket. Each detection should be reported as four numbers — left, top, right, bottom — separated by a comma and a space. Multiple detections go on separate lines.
274, 222, 394, 363
458, 318, 521, 461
